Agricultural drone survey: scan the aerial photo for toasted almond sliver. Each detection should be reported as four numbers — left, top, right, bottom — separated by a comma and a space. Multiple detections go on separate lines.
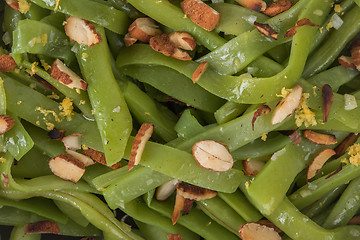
124, 33, 137, 47
0, 115, 15, 135
0, 54, 17, 72
307, 148, 336, 180
50, 59, 88, 91
25, 221, 60, 234
5, 0, 19, 10
128, 123, 154, 171
334, 133, 360, 158
254, 22, 278, 40
182, 198, 194, 215
181, 0, 221, 31
66, 149, 95, 167
303, 130, 337, 145
62, 133, 83, 150
172, 190, 186, 224
348, 215, 360, 225
156, 179, 180, 201
351, 39, 360, 71
338, 56, 356, 69
49, 153, 85, 183
82, 148, 121, 169
192, 140, 233, 172
239, 222, 282, 240
177, 182, 217, 201
322, 84, 333, 123
279, 129, 302, 145
172, 48, 192, 61
284, 18, 319, 38
64, 16, 102, 46
235, 0, 267, 12
168, 31, 196, 51
48, 128, 66, 140
192, 62, 208, 83
167, 234, 184, 240
252, 105, 271, 130
149, 34, 175, 57
256, 220, 282, 233
263, 0, 293, 17
128, 18, 162, 43
271, 85, 303, 125
242, 159, 265, 177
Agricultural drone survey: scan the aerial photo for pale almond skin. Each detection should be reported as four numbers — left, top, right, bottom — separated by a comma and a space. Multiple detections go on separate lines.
303, 130, 337, 145
50, 59, 88, 90
25, 221, 60, 234
307, 148, 336, 180
235, 0, 267, 12
181, 0, 221, 31
128, 18, 162, 43
0, 115, 15, 135
168, 31, 196, 51
177, 182, 217, 201
61, 133, 83, 150
192, 62, 208, 83
49, 154, 85, 183
0, 55, 17, 72
239, 222, 282, 240
64, 16, 102, 46
124, 33, 137, 47
66, 149, 95, 167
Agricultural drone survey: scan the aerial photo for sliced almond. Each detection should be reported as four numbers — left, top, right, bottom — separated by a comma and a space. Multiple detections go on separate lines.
172, 48, 192, 61
235, 0, 266, 12
64, 16, 102, 46
167, 234, 184, 240
182, 198, 194, 215
307, 148, 336, 180
50, 59, 88, 91
149, 34, 175, 57
242, 159, 265, 177
128, 18, 162, 43
181, 0, 221, 31
303, 130, 337, 145
124, 33, 137, 47
172, 190, 185, 224
338, 56, 356, 69
168, 31, 196, 51
256, 220, 282, 233
82, 148, 121, 169
239, 222, 282, 240
156, 179, 180, 201
348, 215, 360, 225
254, 22, 278, 40
61, 133, 83, 151
192, 62, 208, 83
0, 115, 15, 135
271, 84, 303, 125
285, 18, 319, 38
0, 54, 17, 72
263, 0, 293, 17
279, 129, 302, 145
25, 221, 60, 234
48, 128, 66, 140
334, 133, 360, 158
322, 84, 333, 123
66, 149, 95, 167
176, 182, 217, 201
5, 0, 19, 10
128, 123, 154, 171
351, 39, 360, 71
49, 153, 85, 183
252, 105, 271, 130
192, 140, 233, 172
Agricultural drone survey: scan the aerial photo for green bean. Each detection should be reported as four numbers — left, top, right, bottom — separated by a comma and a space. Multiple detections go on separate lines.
24, 2, 50, 21
106, 29, 125, 59
56, 219, 101, 237
75, 26, 132, 165
54, 199, 89, 227
134, 220, 169, 240
174, 109, 205, 139
0, 73, 6, 149
267, 43, 291, 64
91, 166, 136, 190
3, 4, 24, 45
10, 224, 41, 240
0, 206, 45, 226
107, 0, 143, 19
214, 102, 249, 124
40, 12, 66, 30
28, 0, 129, 34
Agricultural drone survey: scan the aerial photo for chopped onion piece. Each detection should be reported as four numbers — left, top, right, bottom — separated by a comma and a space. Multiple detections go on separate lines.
344, 94, 358, 111
330, 14, 343, 30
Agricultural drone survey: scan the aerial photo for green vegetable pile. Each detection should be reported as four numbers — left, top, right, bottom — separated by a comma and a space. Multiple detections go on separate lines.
0, 0, 360, 239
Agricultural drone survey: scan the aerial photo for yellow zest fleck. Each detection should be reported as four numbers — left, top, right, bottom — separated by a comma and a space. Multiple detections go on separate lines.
41, 34, 48, 47
319, 27, 323, 33
144, 112, 151, 116
76, 89, 81, 94
261, 133, 267, 141
45, 121, 55, 130
0, 77, 3, 85
29, 37, 41, 47
81, 53, 88, 59
312, 86, 317, 96
0, 158, 6, 163
82, 144, 88, 150
18, 0, 31, 14
14, 68, 20, 74
295, 93, 317, 127
35, 106, 61, 122
79, 100, 86, 105
35, 121, 41, 126
334, 4, 343, 13
276, 87, 292, 98
91, 109, 96, 115
245, 181, 250, 190
59, 98, 74, 121
40, 59, 50, 70
54, 0, 60, 11
348, 144, 360, 166
62, 21, 67, 26
17, 101, 22, 105
326, 22, 333, 31
29, 62, 38, 76
341, 158, 349, 164
47, 92, 60, 100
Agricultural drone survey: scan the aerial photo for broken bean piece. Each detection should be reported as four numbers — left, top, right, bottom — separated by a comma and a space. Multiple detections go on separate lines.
64, 16, 102, 46
128, 17, 162, 43
254, 22, 278, 40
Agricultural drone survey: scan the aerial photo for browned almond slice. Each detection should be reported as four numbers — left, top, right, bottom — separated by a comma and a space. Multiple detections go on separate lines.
285, 18, 319, 38
182, 198, 194, 215
0, 54, 17, 72
254, 22, 278, 40
322, 84, 333, 123
167, 234, 184, 240
181, 0, 221, 31
66, 149, 95, 167
149, 34, 175, 57
177, 182, 217, 201
279, 129, 302, 145
128, 123, 154, 171
303, 130, 337, 145
263, 0, 293, 17
172, 190, 185, 224
82, 148, 121, 169
235, 0, 266, 12
50, 59, 87, 91
351, 39, 360, 71
5, 0, 19, 10
252, 105, 271, 130
239, 222, 282, 240
64, 16, 102, 46
124, 33, 137, 47
128, 18, 162, 43
192, 140, 233, 172
192, 62, 208, 83
172, 48, 192, 61
271, 84, 303, 125
242, 159, 265, 177
48, 128, 66, 140
62, 133, 83, 150
156, 179, 179, 201
334, 133, 360, 158
49, 153, 85, 183
256, 220, 282, 233
348, 215, 360, 225
307, 148, 336, 180
25, 221, 60, 234
0, 115, 15, 135
338, 56, 356, 69
168, 31, 196, 51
